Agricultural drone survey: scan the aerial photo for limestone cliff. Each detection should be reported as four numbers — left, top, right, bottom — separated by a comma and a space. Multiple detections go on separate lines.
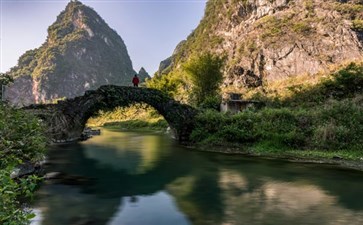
162, 0, 363, 90
5, 1, 136, 106
138, 67, 151, 81
157, 40, 186, 76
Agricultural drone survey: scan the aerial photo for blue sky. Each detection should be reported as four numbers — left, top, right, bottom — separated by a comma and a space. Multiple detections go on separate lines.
0, 0, 206, 75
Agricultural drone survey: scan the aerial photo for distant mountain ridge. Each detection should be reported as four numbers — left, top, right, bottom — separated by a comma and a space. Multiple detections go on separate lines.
159, 0, 363, 91
5, 0, 146, 105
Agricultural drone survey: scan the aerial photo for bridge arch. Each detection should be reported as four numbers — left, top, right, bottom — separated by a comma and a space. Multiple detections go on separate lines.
27, 85, 198, 142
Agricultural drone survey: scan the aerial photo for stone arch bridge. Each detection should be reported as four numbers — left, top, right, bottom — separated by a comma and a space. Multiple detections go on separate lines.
25, 85, 198, 142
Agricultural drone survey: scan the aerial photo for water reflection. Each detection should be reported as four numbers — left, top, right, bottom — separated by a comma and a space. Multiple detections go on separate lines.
32, 128, 363, 225
218, 169, 363, 225
84, 129, 170, 174
109, 192, 190, 225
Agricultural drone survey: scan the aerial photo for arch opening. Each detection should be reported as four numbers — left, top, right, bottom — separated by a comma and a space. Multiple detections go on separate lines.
86, 103, 169, 132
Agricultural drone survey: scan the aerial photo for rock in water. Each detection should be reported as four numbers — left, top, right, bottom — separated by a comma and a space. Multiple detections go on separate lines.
4, 0, 136, 106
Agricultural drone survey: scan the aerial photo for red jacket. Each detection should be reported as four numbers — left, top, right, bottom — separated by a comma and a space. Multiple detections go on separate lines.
132, 77, 139, 84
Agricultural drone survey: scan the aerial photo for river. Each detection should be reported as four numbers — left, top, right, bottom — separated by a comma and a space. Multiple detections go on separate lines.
31, 127, 363, 225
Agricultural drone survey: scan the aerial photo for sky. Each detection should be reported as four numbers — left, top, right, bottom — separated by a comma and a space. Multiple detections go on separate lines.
0, 0, 207, 75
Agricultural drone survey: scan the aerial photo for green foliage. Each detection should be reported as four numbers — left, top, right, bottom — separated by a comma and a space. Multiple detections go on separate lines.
283, 62, 363, 106
199, 95, 222, 111
191, 108, 309, 148
184, 53, 224, 106
352, 19, 363, 31
334, 3, 363, 20
103, 119, 168, 131
304, 0, 314, 16
172, 0, 231, 63
191, 63, 363, 153
0, 73, 13, 86
311, 99, 363, 150
0, 169, 40, 225
8, 49, 38, 78
87, 103, 167, 131
0, 103, 46, 224
146, 71, 185, 98
0, 104, 47, 167
292, 21, 312, 34
191, 99, 363, 152
0, 73, 13, 99
255, 12, 315, 43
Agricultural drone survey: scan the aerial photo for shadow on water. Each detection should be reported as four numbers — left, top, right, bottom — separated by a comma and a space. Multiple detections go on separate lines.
32, 128, 363, 225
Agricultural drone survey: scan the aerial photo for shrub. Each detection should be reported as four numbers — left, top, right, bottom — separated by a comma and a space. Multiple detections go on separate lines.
190, 99, 363, 152
283, 62, 363, 106
199, 95, 222, 111
146, 71, 185, 98
0, 103, 46, 224
184, 53, 224, 107
352, 19, 363, 31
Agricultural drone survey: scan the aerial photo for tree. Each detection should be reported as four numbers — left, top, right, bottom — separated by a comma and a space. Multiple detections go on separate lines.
0, 73, 13, 100
0, 73, 13, 86
184, 53, 224, 107
146, 71, 185, 98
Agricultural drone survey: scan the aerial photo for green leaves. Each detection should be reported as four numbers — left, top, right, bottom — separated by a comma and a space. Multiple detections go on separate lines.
191, 98, 363, 152
183, 53, 225, 107
0, 167, 40, 225
0, 73, 13, 86
0, 103, 46, 224
0, 103, 46, 168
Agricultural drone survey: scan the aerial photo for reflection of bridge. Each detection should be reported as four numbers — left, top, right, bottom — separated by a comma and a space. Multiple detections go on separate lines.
25, 85, 198, 142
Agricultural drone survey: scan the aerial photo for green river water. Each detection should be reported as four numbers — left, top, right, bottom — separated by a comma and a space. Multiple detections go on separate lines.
31, 127, 363, 225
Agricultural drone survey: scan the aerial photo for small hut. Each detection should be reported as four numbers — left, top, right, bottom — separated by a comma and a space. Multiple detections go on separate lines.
220, 93, 262, 114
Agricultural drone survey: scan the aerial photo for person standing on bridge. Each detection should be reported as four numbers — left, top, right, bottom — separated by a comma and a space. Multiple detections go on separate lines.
132, 74, 140, 87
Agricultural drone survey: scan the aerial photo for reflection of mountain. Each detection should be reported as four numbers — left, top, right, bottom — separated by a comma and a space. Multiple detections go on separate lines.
218, 169, 363, 225
46, 134, 192, 198
84, 129, 170, 174
108, 192, 190, 225
167, 155, 363, 225
33, 129, 363, 225
34, 130, 194, 224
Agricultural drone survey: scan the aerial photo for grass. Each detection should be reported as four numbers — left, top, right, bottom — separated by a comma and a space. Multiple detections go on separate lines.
87, 103, 168, 131
352, 19, 363, 31
190, 62, 363, 161
103, 119, 168, 131
251, 141, 363, 160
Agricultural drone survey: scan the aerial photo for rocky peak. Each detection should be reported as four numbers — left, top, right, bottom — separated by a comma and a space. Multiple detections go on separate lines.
157, 40, 186, 76
4, 0, 136, 106
138, 67, 151, 81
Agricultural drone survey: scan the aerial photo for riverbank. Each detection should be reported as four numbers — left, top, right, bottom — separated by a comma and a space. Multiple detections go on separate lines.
93, 125, 363, 172
0, 103, 47, 225
188, 143, 363, 172
101, 119, 168, 132
189, 63, 363, 169
188, 100, 363, 172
